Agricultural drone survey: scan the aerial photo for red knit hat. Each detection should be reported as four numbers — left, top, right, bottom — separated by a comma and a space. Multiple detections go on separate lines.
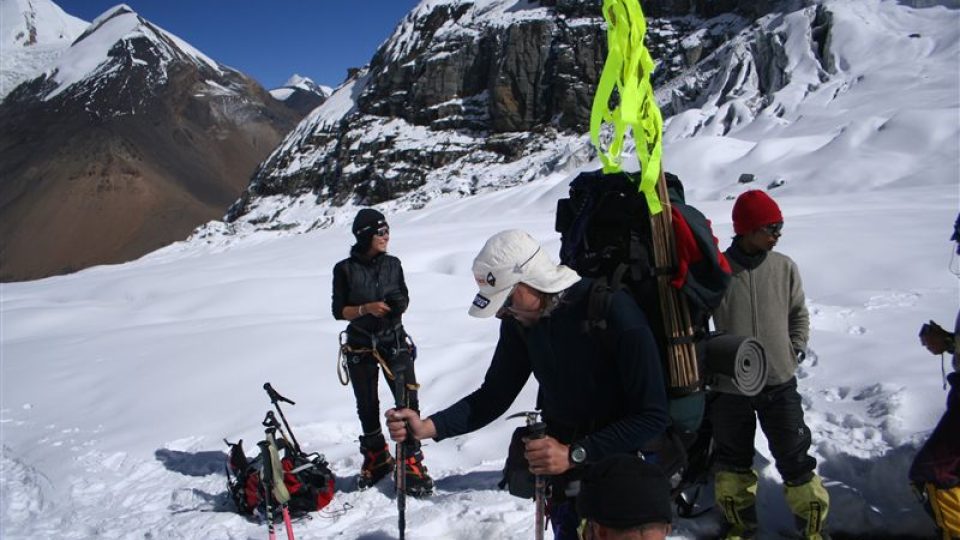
732, 190, 783, 235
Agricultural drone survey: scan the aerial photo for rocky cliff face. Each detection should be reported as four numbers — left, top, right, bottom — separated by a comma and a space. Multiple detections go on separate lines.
0, 5, 299, 281
216, 0, 835, 237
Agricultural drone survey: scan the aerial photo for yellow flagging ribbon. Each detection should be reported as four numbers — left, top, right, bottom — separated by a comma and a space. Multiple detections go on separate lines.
590, 0, 664, 215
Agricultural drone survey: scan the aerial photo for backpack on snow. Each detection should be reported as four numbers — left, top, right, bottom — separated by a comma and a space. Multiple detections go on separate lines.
554, 168, 730, 515
225, 436, 335, 518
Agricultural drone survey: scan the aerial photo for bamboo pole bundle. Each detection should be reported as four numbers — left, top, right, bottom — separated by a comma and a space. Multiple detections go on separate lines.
650, 170, 699, 394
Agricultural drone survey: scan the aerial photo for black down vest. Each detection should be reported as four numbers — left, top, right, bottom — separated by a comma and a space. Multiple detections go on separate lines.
331, 249, 409, 346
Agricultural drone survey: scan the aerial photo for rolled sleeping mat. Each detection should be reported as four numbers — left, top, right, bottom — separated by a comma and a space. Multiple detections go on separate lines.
704, 334, 767, 396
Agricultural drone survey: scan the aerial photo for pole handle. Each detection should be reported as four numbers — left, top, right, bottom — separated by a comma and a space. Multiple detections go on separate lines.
264, 382, 296, 405
262, 411, 282, 429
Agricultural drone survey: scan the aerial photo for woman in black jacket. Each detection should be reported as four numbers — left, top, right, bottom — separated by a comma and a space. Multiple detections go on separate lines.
331, 208, 433, 496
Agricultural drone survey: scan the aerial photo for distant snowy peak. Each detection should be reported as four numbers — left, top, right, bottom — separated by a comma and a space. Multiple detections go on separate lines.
267, 73, 331, 117
0, 0, 87, 48
0, 0, 88, 98
284, 73, 331, 95
6, 3, 227, 103
269, 74, 331, 101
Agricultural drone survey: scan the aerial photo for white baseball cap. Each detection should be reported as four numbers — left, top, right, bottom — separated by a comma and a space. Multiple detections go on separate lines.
468, 230, 581, 318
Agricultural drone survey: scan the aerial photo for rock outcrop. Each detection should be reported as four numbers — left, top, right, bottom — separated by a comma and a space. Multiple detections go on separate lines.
228, 0, 829, 230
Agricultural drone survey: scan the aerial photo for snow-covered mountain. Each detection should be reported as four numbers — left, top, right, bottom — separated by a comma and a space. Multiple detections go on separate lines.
211, 0, 958, 244
219, 0, 956, 240
0, 0, 88, 98
223, 0, 670, 224
0, 3, 300, 282
269, 73, 332, 116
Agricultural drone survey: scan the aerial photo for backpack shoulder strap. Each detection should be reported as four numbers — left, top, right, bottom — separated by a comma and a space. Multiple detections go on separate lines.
584, 276, 611, 332
582, 265, 629, 343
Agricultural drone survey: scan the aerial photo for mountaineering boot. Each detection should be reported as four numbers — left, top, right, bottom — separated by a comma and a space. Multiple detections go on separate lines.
715, 469, 759, 539
401, 450, 434, 498
921, 483, 960, 540
785, 474, 830, 540
357, 433, 395, 490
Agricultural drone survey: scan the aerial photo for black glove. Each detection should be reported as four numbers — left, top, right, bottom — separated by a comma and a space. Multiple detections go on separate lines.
795, 348, 807, 363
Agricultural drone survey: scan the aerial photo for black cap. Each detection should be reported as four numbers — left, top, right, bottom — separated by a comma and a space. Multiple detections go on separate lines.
352, 208, 386, 239
576, 454, 672, 529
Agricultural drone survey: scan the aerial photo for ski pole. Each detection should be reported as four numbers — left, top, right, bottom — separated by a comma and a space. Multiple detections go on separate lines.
281, 506, 295, 540
393, 365, 408, 540
263, 382, 302, 454
507, 411, 547, 540
263, 411, 294, 450
257, 438, 278, 540
263, 427, 296, 540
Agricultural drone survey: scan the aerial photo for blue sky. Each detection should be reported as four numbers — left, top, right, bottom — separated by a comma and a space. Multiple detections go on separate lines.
56, 1, 421, 89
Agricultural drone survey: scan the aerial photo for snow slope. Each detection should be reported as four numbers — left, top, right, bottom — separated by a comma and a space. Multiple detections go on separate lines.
0, 0, 88, 98
1, 168, 956, 539
662, 0, 960, 200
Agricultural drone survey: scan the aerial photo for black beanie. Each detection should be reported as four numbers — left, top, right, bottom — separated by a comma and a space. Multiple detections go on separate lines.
576, 454, 672, 530
352, 208, 386, 240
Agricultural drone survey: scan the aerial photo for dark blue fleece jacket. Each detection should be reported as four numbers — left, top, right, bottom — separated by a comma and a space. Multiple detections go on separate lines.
430, 278, 668, 463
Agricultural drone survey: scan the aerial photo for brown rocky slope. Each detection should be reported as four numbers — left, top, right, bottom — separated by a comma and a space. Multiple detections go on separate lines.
0, 5, 299, 281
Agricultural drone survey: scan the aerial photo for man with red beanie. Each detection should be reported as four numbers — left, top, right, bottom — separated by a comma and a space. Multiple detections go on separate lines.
711, 190, 830, 539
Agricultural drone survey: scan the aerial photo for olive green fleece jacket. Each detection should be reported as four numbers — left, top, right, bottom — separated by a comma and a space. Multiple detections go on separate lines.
712, 247, 810, 386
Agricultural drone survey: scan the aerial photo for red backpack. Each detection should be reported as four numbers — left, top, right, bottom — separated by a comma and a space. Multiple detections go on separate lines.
225, 437, 335, 517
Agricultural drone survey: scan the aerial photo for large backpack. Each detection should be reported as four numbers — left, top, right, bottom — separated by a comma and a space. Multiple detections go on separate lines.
225, 436, 335, 518
556, 169, 731, 377
554, 168, 730, 515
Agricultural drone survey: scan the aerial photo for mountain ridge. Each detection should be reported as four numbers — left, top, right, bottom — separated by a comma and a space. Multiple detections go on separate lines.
0, 1, 300, 281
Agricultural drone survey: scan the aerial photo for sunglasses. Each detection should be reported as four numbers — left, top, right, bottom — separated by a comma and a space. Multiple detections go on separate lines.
761, 222, 784, 236
374, 225, 390, 237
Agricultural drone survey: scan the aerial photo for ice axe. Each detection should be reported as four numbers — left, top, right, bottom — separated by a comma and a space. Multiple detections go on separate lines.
507, 411, 547, 540
263, 382, 302, 454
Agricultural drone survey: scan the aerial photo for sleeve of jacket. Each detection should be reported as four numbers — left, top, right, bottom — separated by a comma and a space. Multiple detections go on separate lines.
787, 258, 810, 352
577, 294, 669, 459
393, 259, 410, 315
430, 320, 532, 441
331, 261, 348, 320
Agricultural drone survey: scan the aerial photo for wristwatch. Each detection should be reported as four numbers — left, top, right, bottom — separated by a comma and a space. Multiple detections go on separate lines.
569, 444, 587, 467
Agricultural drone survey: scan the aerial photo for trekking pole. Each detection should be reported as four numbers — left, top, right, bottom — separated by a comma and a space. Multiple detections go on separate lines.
263, 382, 303, 454
260, 425, 296, 540
264, 411, 294, 450
393, 365, 409, 540
507, 411, 547, 540
257, 437, 279, 540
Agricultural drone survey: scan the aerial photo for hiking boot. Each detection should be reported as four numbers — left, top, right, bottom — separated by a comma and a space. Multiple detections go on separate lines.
400, 451, 434, 498
716, 469, 759, 540
785, 475, 830, 540
357, 442, 395, 490
719, 523, 757, 540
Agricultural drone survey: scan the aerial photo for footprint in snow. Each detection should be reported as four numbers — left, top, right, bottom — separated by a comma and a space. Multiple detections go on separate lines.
864, 290, 920, 310
821, 385, 851, 402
